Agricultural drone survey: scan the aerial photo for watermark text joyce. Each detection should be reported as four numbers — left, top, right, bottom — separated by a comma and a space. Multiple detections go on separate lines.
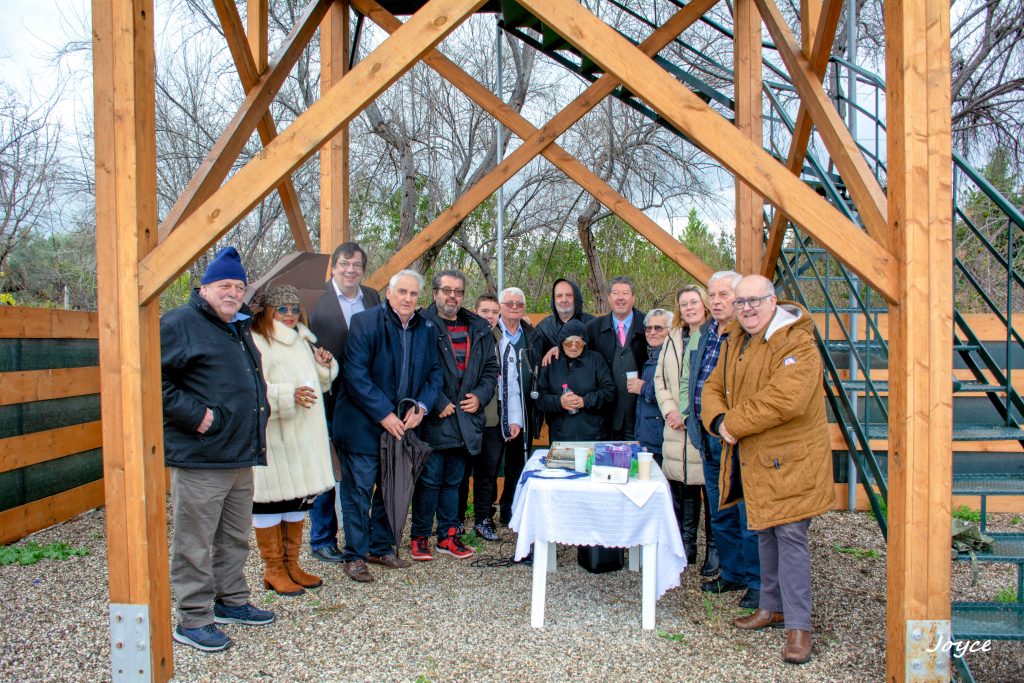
927, 634, 992, 658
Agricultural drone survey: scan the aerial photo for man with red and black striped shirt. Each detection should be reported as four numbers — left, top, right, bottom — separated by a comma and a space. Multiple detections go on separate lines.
411, 269, 498, 560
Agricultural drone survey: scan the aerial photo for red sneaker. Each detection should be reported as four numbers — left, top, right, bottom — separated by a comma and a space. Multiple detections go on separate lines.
410, 536, 433, 561
436, 528, 475, 559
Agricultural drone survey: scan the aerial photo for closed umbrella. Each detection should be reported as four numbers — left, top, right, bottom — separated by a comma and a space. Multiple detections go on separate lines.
378, 399, 433, 545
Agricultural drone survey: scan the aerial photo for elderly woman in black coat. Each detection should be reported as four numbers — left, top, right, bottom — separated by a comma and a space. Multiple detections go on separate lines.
537, 320, 615, 441
632, 308, 673, 455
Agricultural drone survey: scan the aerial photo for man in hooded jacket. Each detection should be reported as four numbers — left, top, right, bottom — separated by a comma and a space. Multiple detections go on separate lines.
536, 278, 595, 354
701, 275, 833, 666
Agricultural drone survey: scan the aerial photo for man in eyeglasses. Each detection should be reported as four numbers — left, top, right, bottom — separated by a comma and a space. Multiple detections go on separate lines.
307, 242, 380, 564
701, 274, 833, 666
494, 286, 543, 526
411, 270, 498, 559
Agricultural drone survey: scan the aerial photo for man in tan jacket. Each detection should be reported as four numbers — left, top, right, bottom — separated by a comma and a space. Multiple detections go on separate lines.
701, 274, 833, 665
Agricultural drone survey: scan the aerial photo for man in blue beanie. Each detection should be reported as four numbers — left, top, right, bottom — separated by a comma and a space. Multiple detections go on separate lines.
161, 246, 275, 652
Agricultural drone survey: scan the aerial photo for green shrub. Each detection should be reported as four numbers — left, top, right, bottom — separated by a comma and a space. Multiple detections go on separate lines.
0, 541, 90, 566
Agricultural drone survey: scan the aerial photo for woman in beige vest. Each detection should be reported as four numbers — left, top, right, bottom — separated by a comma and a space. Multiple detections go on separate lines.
654, 284, 717, 575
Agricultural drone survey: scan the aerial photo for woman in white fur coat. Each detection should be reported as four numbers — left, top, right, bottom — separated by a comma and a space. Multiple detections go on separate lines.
250, 285, 338, 596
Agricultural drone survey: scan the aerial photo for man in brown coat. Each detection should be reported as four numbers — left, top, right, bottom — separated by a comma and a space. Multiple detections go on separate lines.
701, 274, 833, 665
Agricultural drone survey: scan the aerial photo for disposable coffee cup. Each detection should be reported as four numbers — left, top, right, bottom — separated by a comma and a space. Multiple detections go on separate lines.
301, 377, 316, 390
574, 447, 589, 473
625, 371, 639, 380
637, 451, 653, 480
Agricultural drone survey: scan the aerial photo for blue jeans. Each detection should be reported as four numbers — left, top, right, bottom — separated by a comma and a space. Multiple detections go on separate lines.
701, 435, 761, 589
337, 448, 395, 562
411, 447, 467, 539
308, 485, 339, 552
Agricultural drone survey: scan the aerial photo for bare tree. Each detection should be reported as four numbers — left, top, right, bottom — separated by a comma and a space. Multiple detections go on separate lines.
0, 86, 61, 272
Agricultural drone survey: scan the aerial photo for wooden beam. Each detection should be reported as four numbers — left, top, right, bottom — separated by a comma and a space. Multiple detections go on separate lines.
158, 0, 329, 241
139, 0, 486, 304
357, 0, 717, 288
0, 480, 105, 545
212, 0, 314, 251
0, 367, 100, 406
884, 0, 954, 678
734, 0, 763, 273
800, 0, 821, 56
754, 0, 889, 245
761, 0, 843, 278
515, 0, 899, 303
0, 422, 103, 473
0, 307, 98, 338
247, 0, 268, 74
92, 0, 172, 677
320, 0, 351, 254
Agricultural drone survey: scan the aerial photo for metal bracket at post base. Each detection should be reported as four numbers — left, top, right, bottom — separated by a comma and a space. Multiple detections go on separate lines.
906, 620, 951, 681
110, 603, 150, 681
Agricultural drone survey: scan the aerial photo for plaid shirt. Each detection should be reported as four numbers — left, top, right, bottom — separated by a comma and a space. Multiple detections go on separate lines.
692, 319, 725, 427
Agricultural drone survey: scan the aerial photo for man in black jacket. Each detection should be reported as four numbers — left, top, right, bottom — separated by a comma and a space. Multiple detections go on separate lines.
584, 275, 647, 440
411, 270, 498, 560
161, 247, 275, 653
535, 278, 595, 354
307, 242, 380, 563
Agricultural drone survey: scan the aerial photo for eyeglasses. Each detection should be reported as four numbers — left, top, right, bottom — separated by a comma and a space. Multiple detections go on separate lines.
436, 287, 465, 297
562, 337, 585, 347
679, 300, 703, 309
645, 325, 666, 332
335, 260, 363, 272
276, 305, 301, 315
501, 301, 525, 309
733, 294, 774, 310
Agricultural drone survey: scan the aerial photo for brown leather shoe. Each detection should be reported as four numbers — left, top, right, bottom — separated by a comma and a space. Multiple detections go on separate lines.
345, 559, 375, 583
367, 552, 412, 569
783, 629, 812, 664
733, 609, 785, 630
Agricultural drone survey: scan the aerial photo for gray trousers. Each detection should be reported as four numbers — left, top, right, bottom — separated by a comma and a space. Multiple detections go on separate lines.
757, 518, 813, 632
170, 467, 253, 628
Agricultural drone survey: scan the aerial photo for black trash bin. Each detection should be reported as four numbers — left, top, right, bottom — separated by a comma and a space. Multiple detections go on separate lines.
577, 545, 625, 574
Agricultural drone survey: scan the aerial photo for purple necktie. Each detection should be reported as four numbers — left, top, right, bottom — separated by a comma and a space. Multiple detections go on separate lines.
617, 321, 626, 347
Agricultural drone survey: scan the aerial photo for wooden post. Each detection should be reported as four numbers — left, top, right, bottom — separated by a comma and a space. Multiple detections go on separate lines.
885, 0, 954, 680
320, 0, 351, 254
92, 0, 172, 679
801, 0, 821, 57
247, 0, 268, 74
734, 0, 763, 274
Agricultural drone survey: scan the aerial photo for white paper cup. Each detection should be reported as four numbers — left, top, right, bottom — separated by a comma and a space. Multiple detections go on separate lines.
637, 451, 653, 480
301, 377, 316, 390
574, 447, 589, 473
625, 371, 639, 380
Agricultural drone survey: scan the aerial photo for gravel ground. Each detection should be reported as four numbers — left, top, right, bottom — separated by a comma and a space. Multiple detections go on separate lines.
1, 505, 1022, 682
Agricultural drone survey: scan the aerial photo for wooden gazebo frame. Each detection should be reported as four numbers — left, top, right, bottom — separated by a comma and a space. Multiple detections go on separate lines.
93, 0, 952, 679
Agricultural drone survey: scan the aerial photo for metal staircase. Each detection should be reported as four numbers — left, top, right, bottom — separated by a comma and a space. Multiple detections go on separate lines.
480, 0, 1024, 675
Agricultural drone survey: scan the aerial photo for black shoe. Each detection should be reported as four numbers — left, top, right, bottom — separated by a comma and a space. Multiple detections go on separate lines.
739, 588, 760, 609
311, 545, 344, 563
701, 544, 720, 577
514, 551, 533, 566
498, 507, 512, 526
474, 518, 500, 542
701, 577, 746, 594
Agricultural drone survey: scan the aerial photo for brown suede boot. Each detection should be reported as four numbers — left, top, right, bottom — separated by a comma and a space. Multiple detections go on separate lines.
255, 525, 305, 596
283, 520, 323, 589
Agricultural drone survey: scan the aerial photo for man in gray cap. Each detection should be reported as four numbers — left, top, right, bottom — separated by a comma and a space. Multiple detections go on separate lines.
161, 246, 275, 653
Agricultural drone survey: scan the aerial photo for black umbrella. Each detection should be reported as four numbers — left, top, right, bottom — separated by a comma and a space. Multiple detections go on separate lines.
243, 251, 334, 313
378, 399, 433, 545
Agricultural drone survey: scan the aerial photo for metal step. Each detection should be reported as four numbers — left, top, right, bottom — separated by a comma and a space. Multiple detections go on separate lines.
955, 533, 1024, 563
952, 602, 1024, 640
865, 424, 1024, 441
953, 473, 1024, 496
833, 380, 1005, 394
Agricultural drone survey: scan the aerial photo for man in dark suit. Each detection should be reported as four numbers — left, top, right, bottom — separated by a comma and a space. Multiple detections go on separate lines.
584, 275, 647, 440
307, 242, 380, 563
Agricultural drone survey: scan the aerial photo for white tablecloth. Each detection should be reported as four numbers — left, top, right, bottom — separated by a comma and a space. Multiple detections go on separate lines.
510, 450, 687, 599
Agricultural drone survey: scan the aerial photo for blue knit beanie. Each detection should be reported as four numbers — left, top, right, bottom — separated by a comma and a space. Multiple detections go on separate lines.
201, 247, 248, 284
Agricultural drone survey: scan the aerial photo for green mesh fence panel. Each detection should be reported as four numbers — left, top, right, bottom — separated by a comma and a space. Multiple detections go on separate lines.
0, 449, 103, 512
0, 395, 101, 440
0, 338, 99, 372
